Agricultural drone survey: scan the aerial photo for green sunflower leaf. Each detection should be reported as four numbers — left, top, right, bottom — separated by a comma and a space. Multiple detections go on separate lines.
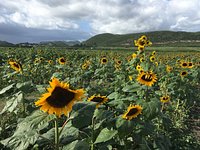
0, 91, 23, 114
0, 110, 55, 150
143, 98, 161, 119
122, 83, 141, 92
0, 83, 15, 95
61, 139, 89, 150
16, 81, 34, 93
72, 102, 96, 129
94, 128, 118, 144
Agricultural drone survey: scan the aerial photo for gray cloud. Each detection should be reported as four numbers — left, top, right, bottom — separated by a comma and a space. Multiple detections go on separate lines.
0, 0, 200, 43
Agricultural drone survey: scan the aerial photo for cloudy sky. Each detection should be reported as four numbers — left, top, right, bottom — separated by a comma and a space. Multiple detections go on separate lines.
0, 0, 200, 43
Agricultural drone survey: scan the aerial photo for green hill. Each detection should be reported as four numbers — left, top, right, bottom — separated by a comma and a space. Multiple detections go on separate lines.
84, 31, 200, 47
0, 41, 15, 47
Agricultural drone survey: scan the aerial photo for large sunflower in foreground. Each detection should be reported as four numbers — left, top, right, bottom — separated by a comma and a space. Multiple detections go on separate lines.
8, 60, 22, 73
137, 71, 157, 86
88, 95, 108, 108
35, 78, 85, 117
122, 105, 142, 120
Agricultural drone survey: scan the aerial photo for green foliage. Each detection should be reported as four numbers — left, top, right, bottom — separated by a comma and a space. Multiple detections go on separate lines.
0, 41, 199, 149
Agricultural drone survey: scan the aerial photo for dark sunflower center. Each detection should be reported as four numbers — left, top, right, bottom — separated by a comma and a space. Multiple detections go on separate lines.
91, 97, 104, 103
126, 108, 138, 116
13, 63, 20, 69
182, 63, 187, 66
139, 40, 145, 46
182, 72, 187, 75
102, 58, 107, 63
60, 59, 65, 63
141, 74, 153, 82
46, 87, 75, 108
188, 63, 192, 66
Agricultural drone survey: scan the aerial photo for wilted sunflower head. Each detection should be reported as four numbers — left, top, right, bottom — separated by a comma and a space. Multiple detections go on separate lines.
9, 61, 22, 73
114, 64, 121, 71
166, 65, 173, 73
88, 95, 108, 108
59, 57, 66, 65
127, 56, 132, 62
116, 60, 122, 65
35, 78, 85, 117
122, 104, 142, 120
160, 95, 170, 103
48, 60, 53, 65
101, 57, 108, 64
137, 71, 157, 86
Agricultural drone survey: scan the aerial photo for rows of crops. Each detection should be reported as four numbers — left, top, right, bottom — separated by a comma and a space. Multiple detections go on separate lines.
0, 36, 200, 150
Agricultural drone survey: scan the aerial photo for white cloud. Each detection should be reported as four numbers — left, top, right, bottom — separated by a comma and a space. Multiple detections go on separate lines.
0, 0, 200, 42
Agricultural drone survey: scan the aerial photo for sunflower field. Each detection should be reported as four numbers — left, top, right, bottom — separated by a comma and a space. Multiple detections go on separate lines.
0, 35, 200, 150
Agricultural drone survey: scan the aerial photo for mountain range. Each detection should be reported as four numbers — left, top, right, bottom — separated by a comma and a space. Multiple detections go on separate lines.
1, 31, 200, 47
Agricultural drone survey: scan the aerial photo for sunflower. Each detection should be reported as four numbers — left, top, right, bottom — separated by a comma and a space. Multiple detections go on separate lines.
180, 62, 188, 68
150, 56, 155, 62
101, 57, 108, 64
137, 38, 146, 47
34, 58, 41, 64
48, 60, 53, 65
88, 95, 108, 108
166, 65, 173, 73
137, 71, 157, 86
116, 60, 122, 65
140, 57, 145, 62
146, 40, 152, 46
160, 95, 170, 103
154, 62, 158, 66
58, 57, 66, 65
187, 62, 194, 68
140, 35, 147, 41
136, 65, 143, 71
152, 51, 156, 55
81, 63, 89, 70
122, 104, 142, 120
132, 53, 137, 59
180, 71, 188, 77
35, 78, 85, 117
9, 61, 22, 73
138, 46, 145, 51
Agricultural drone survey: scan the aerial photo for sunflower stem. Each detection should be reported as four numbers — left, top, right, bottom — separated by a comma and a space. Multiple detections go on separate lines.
91, 117, 95, 150
58, 114, 72, 137
54, 117, 59, 150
